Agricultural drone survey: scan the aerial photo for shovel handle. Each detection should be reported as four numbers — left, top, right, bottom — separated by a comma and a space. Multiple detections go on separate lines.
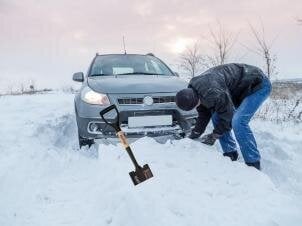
99, 104, 120, 131
100, 105, 141, 169
117, 131, 129, 149
117, 131, 140, 168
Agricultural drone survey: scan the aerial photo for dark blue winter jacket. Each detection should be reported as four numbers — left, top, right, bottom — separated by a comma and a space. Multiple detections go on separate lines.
189, 63, 265, 135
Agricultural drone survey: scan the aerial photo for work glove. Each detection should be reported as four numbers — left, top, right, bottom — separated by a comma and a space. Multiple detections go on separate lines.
188, 130, 202, 139
200, 133, 222, 146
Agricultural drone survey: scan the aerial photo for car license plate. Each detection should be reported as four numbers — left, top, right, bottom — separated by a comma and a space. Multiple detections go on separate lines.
128, 115, 172, 128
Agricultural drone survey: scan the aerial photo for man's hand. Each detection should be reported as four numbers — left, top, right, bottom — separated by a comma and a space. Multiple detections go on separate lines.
200, 133, 222, 145
188, 130, 202, 139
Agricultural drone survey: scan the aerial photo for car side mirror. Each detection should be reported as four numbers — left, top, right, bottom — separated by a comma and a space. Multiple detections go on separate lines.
73, 72, 84, 82
174, 72, 180, 77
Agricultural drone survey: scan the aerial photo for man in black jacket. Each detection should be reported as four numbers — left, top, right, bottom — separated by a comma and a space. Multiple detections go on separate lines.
176, 64, 272, 170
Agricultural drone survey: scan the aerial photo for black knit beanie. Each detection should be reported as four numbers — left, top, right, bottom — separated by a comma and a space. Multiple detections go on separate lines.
176, 88, 199, 111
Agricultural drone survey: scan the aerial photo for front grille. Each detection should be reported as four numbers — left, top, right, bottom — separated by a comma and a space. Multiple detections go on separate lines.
153, 96, 175, 104
118, 96, 175, 105
118, 97, 143, 105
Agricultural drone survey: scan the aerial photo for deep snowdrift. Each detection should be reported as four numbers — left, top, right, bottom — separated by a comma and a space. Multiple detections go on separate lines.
0, 93, 301, 226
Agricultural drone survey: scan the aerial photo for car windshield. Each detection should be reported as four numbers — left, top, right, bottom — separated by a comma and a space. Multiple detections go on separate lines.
90, 54, 174, 76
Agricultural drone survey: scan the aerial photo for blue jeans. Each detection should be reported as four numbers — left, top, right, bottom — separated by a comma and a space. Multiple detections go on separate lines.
212, 77, 272, 163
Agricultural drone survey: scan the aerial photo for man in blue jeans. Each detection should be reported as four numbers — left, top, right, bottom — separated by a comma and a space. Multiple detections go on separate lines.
176, 64, 272, 170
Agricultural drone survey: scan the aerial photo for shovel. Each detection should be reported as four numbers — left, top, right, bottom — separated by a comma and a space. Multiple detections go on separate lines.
100, 105, 153, 185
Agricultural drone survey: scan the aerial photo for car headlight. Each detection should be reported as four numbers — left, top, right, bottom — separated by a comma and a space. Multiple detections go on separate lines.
81, 87, 110, 105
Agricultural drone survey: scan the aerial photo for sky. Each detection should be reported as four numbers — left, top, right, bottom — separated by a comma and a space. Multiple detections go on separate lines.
0, 0, 301, 92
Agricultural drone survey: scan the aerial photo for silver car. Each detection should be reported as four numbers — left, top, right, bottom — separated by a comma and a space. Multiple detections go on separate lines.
73, 53, 197, 148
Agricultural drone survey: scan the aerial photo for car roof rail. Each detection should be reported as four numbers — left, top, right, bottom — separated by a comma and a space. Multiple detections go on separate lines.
146, 53, 155, 56
96, 52, 99, 56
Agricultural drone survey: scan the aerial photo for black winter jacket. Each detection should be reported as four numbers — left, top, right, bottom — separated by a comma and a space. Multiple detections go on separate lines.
188, 63, 265, 135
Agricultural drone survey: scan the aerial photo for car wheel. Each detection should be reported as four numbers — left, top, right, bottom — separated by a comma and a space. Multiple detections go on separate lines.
78, 134, 95, 148
173, 132, 186, 139
78, 134, 99, 158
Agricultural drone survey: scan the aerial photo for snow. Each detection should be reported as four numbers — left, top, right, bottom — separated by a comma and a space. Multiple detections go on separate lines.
0, 93, 302, 226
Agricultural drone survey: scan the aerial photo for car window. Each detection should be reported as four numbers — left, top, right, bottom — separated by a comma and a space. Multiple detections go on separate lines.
113, 67, 134, 74
90, 55, 173, 76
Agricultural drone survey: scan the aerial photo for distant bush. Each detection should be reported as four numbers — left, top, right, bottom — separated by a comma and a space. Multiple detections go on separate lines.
256, 98, 302, 123
1, 88, 54, 96
271, 80, 302, 99
256, 81, 302, 123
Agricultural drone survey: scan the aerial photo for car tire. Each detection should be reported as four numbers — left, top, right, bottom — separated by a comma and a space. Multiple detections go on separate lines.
78, 134, 95, 149
78, 134, 99, 158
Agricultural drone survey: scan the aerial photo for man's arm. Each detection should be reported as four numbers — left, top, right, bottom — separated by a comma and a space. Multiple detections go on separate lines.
203, 89, 234, 135
191, 105, 212, 135
199, 90, 234, 145
212, 93, 234, 135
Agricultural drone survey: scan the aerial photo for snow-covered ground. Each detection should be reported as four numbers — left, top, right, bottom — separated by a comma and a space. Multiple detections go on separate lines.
0, 93, 301, 226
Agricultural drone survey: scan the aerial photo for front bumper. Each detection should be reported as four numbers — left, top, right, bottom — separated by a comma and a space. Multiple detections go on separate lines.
75, 93, 197, 139
76, 110, 197, 139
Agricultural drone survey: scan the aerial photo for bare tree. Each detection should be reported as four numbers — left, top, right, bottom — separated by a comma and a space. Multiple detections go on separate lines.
29, 79, 36, 93
19, 82, 25, 94
203, 22, 237, 67
7, 83, 14, 95
179, 42, 204, 78
246, 22, 277, 79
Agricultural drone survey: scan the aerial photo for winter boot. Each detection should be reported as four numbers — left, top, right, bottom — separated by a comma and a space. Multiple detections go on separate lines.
223, 151, 239, 161
246, 161, 261, 170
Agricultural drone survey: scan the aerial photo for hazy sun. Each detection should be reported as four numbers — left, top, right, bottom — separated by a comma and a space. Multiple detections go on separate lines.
169, 37, 194, 54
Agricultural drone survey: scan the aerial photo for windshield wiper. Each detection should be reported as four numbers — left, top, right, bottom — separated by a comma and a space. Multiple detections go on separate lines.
90, 73, 113, 76
116, 72, 165, 75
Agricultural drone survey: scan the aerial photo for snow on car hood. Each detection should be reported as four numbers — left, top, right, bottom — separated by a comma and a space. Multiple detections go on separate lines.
87, 75, 187, 94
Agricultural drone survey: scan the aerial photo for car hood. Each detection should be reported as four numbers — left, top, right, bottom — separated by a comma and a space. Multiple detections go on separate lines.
87, 75, 188, 94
